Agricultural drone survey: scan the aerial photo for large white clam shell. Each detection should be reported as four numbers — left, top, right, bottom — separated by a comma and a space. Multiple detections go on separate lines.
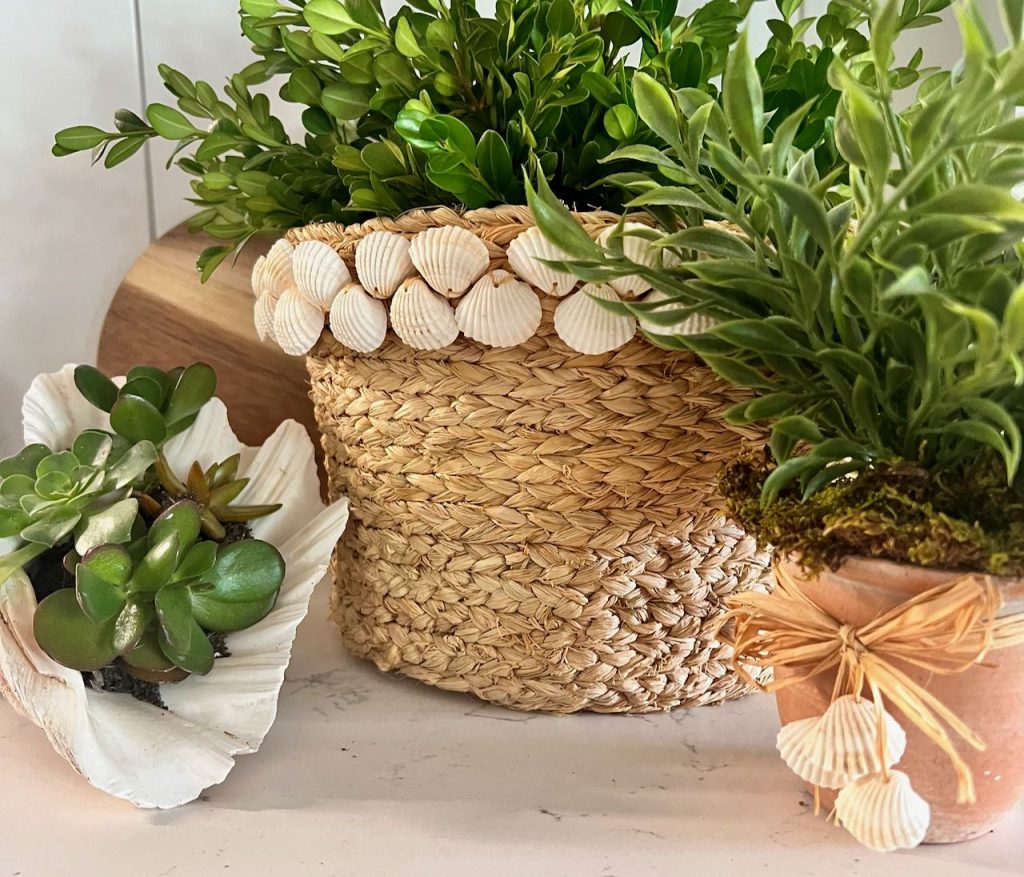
554, 283, 636, 355
598, 222, 658, 299
835, 770, 931, 852
253, 292, 278, 345
355, 230, 416, 300
776, 695, 907, 790
390, 277, 459, 350
329, 283, 388, 353
455, 269, 541, 348
2, 365, 349, 809
251, 238, 294, 300
408, 225, 489, 298
273, 286, 325, 356
506, 226, 579, 297
291, 240, 350, 310
638, 290, 716, 337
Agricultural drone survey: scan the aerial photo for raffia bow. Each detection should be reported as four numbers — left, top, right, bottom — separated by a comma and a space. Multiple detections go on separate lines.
720, 564, 1024, 804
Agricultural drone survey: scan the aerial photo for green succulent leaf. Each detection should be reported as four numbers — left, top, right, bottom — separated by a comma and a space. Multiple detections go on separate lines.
164, 363, 217, 427
191, 591, 277, 633
74, 365, 119, 413
147, 500, 202, 561
110, 394, 167, 445
76, 563, 128, 623
204, 539, 285, 603
74, 498, 139, 554
34, 589, 119, 672
130, 533, 180, 593
158, 618, 215, 676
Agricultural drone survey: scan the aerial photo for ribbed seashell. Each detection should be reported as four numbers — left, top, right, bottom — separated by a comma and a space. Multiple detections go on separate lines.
777, 695, 907, 790
254, 238, 294, 300
329, 283, 388, 353
455, 269, 542, 348
5, 365, 350, 809
273, 286, 325, 356
598, 222, 659, 299
637, 290, 716, 337
390, 277, 459, 350
506, 226, 579, 297
292, 239, 350, 309
355, 231, 416, 299
835, 771, 930, 852
253, 292, 278, 345
553, 283, 636, 355
408, 225, 489, 298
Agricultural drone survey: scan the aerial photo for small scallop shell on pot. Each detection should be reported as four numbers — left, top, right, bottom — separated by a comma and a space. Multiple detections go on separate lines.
253, 292, 278, 345
390, 277, 459, 350
776, 695, 907, 790
329, 283, 388, 353
835, 771, 930, 852
506, 226, 579, 297
355, 230, 416, 299
598, 222, 660, 299
637, 290, 716, 337
554, 283, 636, 355
408, 225, 489, 298
455, 269, 542, 348
273, 286, 325, 356
252, 238, 294, 300
292, 240, 351, 309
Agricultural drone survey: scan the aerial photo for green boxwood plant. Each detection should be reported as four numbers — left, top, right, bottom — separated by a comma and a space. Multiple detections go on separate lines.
530, 0, 1024, 576
51, 0, 943, 278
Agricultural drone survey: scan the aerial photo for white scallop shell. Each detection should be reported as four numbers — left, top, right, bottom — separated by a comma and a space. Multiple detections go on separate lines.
253, 292, 278, 345
292, 239, 350, 309
455, 269, 542, 348
329, 283, 388, 353
638, 290, 716, 337
598, 222, 659, 299
835, 771, 931, 852
554, 284, 636, 355
355, 230, 416, 299
777, 695, 907, 790
390, 277, 459, 350
273, 286, 325, 356
252, 237, 294, 300
3, 365, 350, 809
408, 226, 489, 298
506, 226, 579, 297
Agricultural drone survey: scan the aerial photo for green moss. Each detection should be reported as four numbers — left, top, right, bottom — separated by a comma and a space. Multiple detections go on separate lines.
720, 454, 1024, 578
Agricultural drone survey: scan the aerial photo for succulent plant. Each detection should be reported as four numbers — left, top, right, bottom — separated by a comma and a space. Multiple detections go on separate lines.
0, 433, 157, 585
33, 500, 285, 680
74, 363, 216, 447
144, 453, 282, 541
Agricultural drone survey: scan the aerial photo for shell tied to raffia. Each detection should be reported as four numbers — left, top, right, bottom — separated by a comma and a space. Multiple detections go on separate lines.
506, 225, 579, 297
638, 290, 716, 337
554, 283, 636, 355
390, 277, 459, 350
455, 269, 542, 348
776, 694, 908, 789
291, 239, 350, 310
329, 283, 388, 353
597, 222, 659, 299
253, 292, 278, 345
835, 771, 931, 852
273, 286, 325, 356
251, 238, 294, 300
408, 225, 489, 298
355, 230, 416, 299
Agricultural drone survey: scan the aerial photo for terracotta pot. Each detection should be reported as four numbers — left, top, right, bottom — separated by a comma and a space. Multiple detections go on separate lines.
774, 556, 1024, 844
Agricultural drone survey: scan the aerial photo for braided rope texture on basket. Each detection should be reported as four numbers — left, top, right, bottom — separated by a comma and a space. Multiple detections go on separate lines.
290, 205, 773, 713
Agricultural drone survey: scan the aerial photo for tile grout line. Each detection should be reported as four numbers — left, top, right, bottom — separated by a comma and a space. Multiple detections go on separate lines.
130, 0, 158, 243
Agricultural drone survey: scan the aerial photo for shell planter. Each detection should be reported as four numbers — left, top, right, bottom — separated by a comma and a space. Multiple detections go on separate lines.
247, 206, 771, 716
0, 365, 349, 808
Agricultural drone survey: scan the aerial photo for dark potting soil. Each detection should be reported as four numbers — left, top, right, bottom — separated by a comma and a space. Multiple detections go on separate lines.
96, 663, 167, 709
25, 543, 74, 603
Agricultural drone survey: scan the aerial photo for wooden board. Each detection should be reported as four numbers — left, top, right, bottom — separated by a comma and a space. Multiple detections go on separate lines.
99, 225, 318, 452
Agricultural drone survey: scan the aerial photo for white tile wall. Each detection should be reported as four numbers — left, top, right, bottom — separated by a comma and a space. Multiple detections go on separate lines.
0, 2, 990, 455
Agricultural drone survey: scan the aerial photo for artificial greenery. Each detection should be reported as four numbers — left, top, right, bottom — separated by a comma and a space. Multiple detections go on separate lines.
51, 0, 942, 278
0, 363, 286, 689
530, 0, 1024, 572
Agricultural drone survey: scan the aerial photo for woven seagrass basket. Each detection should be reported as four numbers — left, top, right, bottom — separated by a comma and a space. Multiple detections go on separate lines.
287, 205, 771, 714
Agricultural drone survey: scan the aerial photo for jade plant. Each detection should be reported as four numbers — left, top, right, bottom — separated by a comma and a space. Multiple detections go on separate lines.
50, 0, 943, 278
0, 363, 287, 700
530, 0, 1024, 576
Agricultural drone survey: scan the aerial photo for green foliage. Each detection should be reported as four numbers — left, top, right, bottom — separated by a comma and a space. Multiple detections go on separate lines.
532, 1, 1024, 520
75, 363, 216, 446
33, 501, 285, 676
50, 0, 942, 277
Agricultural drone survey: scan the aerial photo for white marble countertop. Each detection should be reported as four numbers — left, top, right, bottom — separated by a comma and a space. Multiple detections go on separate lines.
2, 585, 1020, 877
